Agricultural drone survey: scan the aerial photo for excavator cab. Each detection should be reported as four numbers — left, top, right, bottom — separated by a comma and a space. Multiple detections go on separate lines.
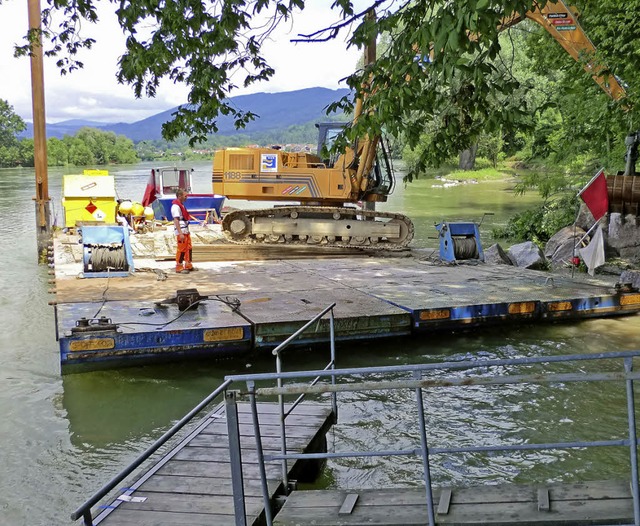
315, 122, 395, 199
315, 122, 350, 168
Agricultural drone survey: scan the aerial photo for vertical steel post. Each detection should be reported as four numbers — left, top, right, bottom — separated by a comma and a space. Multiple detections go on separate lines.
414, 371, 436, 526
225, 390, 247, 526
249, 381, 273, 526
27, 0, 52, 262
275, 352, 289, 490
625, 358, 640, 526
82, 511, 93, 526
330, 308, 338, 422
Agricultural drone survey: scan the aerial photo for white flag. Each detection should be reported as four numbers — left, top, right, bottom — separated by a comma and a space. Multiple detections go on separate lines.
579, 224, 605, 276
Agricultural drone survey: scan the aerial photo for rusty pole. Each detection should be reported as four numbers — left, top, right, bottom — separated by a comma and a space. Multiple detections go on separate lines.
27, 0, 52, 263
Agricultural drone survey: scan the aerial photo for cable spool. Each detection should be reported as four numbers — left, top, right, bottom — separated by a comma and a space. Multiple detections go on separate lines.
436, 222, 484, 262
79, 225, 134, 278
452, 236, 479, 260
85, 244, 128, 272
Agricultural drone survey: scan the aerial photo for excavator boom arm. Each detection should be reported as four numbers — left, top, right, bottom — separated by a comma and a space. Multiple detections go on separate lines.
500, 1, 626, 101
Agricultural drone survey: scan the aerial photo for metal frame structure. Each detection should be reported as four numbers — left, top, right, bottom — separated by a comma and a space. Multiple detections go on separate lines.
71, 303, 338, 526
227, 349, 640, 526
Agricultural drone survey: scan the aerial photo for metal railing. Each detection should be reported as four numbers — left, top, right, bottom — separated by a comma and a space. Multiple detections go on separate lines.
226, 349, 640, 526
224, 302, 338, 525
71, 378, 233, 525
72, 311, 640, 526
71, 303, 338, 526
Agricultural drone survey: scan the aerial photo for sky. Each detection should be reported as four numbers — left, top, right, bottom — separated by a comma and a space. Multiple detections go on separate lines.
0, 1, 371, 124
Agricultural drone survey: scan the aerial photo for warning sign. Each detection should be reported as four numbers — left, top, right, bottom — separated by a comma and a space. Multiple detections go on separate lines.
93, 209, 106, 221
85, 201, 97, 214
552, 18, 574, 25
548, 12, 568, 18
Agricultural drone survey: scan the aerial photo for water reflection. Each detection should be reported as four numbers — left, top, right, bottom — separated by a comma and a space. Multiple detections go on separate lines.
60, 359, 260, 447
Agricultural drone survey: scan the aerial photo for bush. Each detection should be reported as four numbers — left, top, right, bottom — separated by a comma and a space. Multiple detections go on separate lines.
492, 194, 578, 244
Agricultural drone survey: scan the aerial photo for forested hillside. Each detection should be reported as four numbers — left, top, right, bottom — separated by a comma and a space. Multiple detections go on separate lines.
18, 87, 350, 142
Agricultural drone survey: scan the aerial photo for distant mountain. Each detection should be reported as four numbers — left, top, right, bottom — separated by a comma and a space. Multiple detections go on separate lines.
20, 87, 350, 142
21, 119, 106, 139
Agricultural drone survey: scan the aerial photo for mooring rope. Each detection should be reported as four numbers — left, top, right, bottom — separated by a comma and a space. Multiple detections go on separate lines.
452, 236, 479, 260
89, 244, 127, 272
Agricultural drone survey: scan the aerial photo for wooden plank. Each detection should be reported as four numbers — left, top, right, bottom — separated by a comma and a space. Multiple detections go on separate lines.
338, 493, 359, 515
236, 402, 329, 416
99, 508, 240, 526
438, 487, 452, 515
188, 432, 312, 449
273, 487, 635, 525
274, 489, 440, 508
201, 421, 330, 438
112, 491, 264, 515
275, 482, 633, 508
537, 487, 550, 512
137, 474, 281, 497
275, 499, 634, 525
549, 479, 631, 501
174, 446, 298, 463
157, 459, 284, 480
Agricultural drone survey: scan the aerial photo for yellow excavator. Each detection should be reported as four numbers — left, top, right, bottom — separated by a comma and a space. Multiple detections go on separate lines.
212, 1, 632, 247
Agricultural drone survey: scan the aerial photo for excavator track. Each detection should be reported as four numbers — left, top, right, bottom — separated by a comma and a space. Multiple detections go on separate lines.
221, 206, 414, 250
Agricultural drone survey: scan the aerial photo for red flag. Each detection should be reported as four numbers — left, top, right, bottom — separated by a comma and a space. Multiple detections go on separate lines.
578, 169, 609, 221
141, 169, 158, 207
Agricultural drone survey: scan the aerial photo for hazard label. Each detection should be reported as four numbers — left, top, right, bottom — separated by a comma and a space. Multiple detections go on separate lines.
93, 209, 106, 221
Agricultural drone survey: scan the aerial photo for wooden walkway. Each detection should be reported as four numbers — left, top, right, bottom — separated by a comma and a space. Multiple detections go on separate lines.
94, 402, 334, 526
274, 480, 635, 525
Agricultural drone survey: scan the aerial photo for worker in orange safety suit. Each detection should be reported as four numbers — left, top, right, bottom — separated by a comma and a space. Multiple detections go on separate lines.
172, 188, 195, 273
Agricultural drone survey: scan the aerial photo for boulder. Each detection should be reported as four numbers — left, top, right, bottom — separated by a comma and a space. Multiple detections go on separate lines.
484, 243, 512, 265
544, 226, 587, 268
608, 213, 640, 253
619, 270, 640, 291
507, 241, 547, 270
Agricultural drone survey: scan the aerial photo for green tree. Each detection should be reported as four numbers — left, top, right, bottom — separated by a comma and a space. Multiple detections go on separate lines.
14, 1, 638, 178
112, 135, 138, 164
0, 99, 27, 167
47, 137, 68, 166
8, 3, 549, 150
18, 138, 34, 167
63, 136, 95, 166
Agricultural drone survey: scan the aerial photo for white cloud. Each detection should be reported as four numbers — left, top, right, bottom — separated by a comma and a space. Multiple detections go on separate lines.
0, 1, 370, 124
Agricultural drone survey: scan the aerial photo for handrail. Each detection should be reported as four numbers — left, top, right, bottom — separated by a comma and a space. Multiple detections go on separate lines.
226, 303, 338, 526
72, 304, 339, 526
225, 349, 640, 526
71, 378, 233, 525
228, 348, 640, 383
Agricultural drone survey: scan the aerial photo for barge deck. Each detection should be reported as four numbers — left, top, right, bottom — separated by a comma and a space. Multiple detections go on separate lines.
51, 230, 640, 372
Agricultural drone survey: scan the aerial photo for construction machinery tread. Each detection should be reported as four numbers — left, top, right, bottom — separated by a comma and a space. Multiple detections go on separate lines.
221, 206, 414, 250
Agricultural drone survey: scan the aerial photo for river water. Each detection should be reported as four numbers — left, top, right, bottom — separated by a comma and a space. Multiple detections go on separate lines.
1, 161, 639, 525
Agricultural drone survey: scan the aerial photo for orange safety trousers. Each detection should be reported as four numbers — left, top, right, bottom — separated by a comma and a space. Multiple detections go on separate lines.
176, 233, 193, 269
